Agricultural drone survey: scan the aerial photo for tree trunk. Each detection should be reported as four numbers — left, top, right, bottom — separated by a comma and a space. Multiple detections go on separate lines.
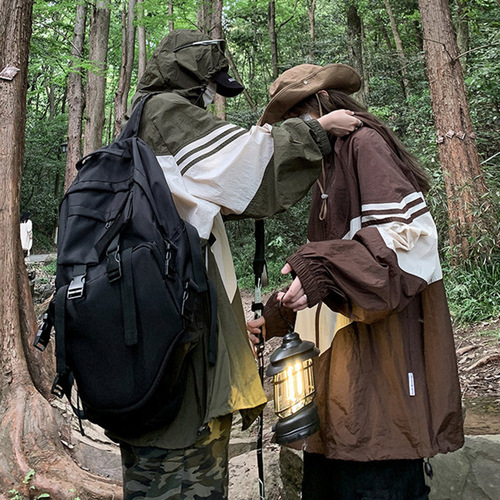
383, 0, 410, 98
377, 15, 393, 51
197, 0, 226, 120
455, 0, 469, 71
418, 0, 493, 262
0, 0, 121, 496
168, 0, 174, 32
83, 0, 111, 156
197, 0, 210, 34
306, 0, 316, 62
346, 4, 367, 106
211, 0, 226, 120
64, 1, 87, 192
268, 1, 278, 79
114, 0, 137, 138
225, 48, 256, 113
137, 0, 147, 81
47, 80, 55, 120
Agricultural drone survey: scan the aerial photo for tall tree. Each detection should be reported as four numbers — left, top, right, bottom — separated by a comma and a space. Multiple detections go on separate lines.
64, 1, 87, 192
268, 0, 278, 78
455, 0, 469, 70
113, 0, 137, 137
305, 0, 316, 62
0, 0, 119, 496
418, 0, 493, 261
383, 0, 410, 98
83, 0, 111, 155
198, 0, 226, 119
137, 0, 147, 81
346, 4, 367, 106
168, 0, 175, 32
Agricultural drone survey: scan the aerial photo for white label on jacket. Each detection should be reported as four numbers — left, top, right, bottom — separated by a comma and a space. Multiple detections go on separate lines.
408, 372, 416, 397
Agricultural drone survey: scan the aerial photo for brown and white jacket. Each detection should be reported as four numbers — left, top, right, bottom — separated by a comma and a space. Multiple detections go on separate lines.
266, 115, 464, 461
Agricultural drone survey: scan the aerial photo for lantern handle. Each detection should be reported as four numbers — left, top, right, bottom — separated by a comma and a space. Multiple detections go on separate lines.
278, 297, 295, 333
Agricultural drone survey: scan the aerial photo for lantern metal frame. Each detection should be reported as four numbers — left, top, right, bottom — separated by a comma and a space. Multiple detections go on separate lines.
267, 331, 320, 444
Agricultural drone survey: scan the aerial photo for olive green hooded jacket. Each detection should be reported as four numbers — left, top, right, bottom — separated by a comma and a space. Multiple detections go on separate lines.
113, 30, 331, 449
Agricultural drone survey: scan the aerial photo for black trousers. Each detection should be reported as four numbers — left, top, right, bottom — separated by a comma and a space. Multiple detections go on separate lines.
302, 452, 430, 500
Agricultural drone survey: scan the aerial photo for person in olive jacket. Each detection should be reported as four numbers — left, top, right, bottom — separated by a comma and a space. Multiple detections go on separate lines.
248, 64, 464, 500
112, 31, 361, 499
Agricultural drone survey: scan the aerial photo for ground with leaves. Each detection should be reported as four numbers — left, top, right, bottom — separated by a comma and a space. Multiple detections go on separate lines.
454, 317, 500, 399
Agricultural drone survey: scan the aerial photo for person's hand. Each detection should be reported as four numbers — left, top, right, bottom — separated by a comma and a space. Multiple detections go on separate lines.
317, 109, 363, 137
247, 316, 266, 356
277, 263, 308, 311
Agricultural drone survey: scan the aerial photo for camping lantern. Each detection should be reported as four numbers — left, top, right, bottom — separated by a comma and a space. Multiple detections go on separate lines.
267, 331, 320, 444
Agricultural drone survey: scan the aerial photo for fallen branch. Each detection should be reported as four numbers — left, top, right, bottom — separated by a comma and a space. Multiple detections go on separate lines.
457, 345, 480, 356
465, 354, 500, 372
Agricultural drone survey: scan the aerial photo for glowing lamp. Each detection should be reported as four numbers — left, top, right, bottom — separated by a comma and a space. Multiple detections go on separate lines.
267, 331, 320, 444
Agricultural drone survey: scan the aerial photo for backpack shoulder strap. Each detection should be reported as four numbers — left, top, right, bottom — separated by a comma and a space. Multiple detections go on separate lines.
117, 93, 158, 141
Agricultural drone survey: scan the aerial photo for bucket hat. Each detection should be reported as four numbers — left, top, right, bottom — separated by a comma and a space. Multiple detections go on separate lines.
259, 63, 361, 125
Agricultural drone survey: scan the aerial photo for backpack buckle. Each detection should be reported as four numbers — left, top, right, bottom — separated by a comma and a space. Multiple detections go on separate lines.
106, 248, 122, 282
164, 242, 177, 279
67, 274, 86, 300
33, 311, 53, 351
181, 279, 200, 320
51, 374, 65, 398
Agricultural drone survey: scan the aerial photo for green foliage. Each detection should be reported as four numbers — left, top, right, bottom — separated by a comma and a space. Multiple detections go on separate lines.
43, 259, 58, 276
227, 195, 310, 291
444, 258, 500, 325
21, 114, 67, 253
8, 469, 54, 499
481, 326, 500, 340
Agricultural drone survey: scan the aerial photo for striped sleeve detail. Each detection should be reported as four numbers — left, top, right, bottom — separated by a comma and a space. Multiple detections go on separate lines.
157, 124, 275, 239
181, 125, 274, 216
180, 128, 249, 174
361, 192, 430, 228
344, 192, 442, 284
174, 123, 248, 173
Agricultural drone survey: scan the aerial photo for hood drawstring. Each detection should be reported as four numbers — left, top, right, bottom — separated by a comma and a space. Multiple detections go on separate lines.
202, 82, 217, 107
314, 93, 328, 221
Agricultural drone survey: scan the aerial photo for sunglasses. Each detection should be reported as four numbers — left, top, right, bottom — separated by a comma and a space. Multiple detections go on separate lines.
173, 39, 226, 53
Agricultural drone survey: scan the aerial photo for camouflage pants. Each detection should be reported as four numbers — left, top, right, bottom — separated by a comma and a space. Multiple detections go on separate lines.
120, 414, 232, 500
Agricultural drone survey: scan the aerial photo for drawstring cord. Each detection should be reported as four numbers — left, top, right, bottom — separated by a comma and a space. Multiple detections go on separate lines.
315, 93, 328, 221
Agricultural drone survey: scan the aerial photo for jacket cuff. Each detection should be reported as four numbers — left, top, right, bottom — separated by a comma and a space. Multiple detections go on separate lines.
306, 120, 332, 156
286, 253, 324, 306
263, 292, 296, 339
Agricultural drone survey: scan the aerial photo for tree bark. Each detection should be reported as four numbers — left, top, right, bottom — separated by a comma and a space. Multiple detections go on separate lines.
225, 48, 256, 113
64, 1, 87, 192
418, 0, 493, 261
83, 0, 111, 156
346, 4, 367, 106
0, 0, 121, 496
137, 0, 147, 81
197, 0, 226, 120
377, 14, 393, 51
211, 0, 226, 120
455, 0, 469, 71
168, 0, 174, 32
268, 1, 278, 79
383, 0, 410, 98
113, 0, 137, 138
306, 0, 316, 62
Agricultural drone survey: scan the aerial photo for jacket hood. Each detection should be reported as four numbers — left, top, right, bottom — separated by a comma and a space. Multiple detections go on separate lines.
134, 30, 230, 106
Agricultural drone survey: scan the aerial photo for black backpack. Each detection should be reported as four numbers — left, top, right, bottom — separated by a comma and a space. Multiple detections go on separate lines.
34, 94, 217, 437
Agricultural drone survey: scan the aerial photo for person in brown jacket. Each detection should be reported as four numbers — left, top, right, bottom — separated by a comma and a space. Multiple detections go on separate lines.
248, 64, 464, 500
